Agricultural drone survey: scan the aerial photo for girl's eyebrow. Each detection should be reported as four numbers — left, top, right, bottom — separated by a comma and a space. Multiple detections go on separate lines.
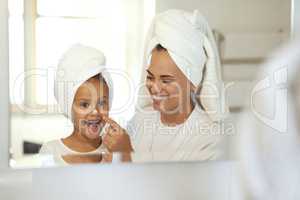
75, 95, 108, 101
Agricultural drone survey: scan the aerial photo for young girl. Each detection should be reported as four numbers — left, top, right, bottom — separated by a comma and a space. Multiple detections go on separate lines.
39, 44, 132, 165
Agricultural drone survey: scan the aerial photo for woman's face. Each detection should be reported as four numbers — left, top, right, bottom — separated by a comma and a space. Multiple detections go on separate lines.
146, 49, 193, 114
72, 77, 109, 140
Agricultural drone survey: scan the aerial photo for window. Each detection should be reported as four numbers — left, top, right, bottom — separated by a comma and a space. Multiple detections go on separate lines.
9, 0, 24, 106
9, 0, 155, 117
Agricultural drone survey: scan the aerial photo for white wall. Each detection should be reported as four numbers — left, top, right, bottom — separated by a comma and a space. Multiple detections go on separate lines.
156, 0, 291, 64
10, 114, 72, 160
155, 0, 291, 109
0, 0, 9, 169
292, 0, 300, 38
156, 0, 290, 34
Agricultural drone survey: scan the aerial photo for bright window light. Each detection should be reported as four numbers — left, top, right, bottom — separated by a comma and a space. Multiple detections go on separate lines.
8, 0, 156, 116
9, 0, 24, 105
35, 18, 126, 105
37, 0, 124, 17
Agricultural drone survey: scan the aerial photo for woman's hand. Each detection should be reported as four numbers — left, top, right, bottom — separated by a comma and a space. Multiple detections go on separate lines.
102, 116, 133, 153
101, 152, 113, 163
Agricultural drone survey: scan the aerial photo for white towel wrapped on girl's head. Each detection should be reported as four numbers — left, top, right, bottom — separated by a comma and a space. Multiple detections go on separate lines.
54, 44, 113, 120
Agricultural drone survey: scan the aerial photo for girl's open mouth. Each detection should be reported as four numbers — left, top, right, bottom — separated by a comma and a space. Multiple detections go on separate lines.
82, 119, 105, 138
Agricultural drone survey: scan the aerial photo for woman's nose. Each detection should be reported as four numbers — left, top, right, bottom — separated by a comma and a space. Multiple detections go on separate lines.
149, 81, 162, 94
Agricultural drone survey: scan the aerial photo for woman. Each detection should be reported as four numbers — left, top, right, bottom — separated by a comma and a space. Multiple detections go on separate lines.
126, 9, 230, 162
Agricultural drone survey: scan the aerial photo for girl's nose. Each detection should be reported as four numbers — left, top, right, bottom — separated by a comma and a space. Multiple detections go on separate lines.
90, 105, 107, 117
90, 106, 100, 116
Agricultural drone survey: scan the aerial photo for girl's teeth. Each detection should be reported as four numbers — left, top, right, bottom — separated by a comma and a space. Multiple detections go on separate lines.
86, 120, 100, 125
87, 123, 100, 135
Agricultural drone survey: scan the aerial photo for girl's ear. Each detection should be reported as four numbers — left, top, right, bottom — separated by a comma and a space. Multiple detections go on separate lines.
71, 108, 75, 124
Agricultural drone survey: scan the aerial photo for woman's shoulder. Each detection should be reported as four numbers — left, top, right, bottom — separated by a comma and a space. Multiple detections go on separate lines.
130, 106, 159, 122
126, 106, 159, 135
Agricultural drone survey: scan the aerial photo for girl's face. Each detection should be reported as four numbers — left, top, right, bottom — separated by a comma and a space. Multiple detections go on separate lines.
72, 77, 109, 140
146, 49, 194, 114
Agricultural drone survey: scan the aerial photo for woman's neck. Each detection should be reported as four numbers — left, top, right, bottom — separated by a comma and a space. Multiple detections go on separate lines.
62, 131, 101, 152
160, 102, 195, 126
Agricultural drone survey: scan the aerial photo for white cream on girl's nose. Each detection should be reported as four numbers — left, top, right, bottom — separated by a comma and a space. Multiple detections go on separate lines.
90, 106, 100, 115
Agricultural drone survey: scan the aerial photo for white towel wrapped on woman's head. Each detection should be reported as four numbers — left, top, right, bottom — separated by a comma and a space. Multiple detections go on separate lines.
54, 44, 113, 120
139, 9, 228, 122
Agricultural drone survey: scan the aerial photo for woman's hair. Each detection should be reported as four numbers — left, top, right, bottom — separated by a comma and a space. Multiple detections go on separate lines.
155, 44, 167, 51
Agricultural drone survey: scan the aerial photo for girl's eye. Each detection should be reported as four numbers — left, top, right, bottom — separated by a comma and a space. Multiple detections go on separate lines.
80, 102, 90, 108
97, 100, 107, 107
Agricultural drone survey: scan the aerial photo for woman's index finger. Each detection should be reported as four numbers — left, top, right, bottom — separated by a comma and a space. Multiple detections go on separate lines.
102, 116, 118, 128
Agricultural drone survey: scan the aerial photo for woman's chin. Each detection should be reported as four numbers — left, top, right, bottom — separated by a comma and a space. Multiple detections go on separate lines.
152, 100, 163, 111
153, 104, 160, 111
152, 100, 175, 113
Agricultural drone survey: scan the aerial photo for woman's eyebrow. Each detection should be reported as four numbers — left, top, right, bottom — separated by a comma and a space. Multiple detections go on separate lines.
146, 70, 154, 76
76, 98, 91, 101
147, 70, 175, 78
160, 75, 175, 79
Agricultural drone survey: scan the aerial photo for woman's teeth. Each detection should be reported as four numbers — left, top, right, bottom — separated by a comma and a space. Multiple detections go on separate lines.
152, 95, 168, 100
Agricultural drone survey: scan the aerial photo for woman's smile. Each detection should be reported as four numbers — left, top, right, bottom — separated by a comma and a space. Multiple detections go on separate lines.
151, 95, 169, 101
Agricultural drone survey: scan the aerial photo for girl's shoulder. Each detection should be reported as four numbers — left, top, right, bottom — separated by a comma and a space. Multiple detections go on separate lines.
39, 139, 63, 154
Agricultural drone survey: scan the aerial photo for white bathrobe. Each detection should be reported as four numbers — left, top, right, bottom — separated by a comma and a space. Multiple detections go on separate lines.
128, 107, 230, 162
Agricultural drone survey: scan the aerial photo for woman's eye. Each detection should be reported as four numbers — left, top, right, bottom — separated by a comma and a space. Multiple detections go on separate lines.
146, 76, 154, 81
162, 79, 173, 84
80, 102, 90, 108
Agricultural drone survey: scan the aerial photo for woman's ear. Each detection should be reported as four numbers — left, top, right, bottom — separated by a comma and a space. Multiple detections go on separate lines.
190, 85, 197, 105
191, 84, 196, 92
191, 84, 205, 111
